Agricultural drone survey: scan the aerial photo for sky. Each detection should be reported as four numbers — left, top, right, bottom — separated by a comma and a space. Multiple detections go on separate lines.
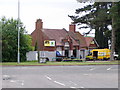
0, 0, 94, 36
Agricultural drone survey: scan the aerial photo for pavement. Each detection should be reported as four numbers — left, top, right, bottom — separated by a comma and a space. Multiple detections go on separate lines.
2, 65, 119, 88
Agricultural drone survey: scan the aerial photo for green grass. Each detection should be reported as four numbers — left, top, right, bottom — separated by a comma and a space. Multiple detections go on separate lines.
1, 60, 120, 66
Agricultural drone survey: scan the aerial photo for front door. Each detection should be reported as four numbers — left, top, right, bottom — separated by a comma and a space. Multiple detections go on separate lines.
73, 49, 77, 57
65, 50, 69, 57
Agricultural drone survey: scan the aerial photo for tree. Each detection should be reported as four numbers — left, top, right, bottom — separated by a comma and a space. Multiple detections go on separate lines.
69, 2, 112, 48
110, 2, 120, 60
69, 1, 120, 60
115, 2, 120, 59
1, 17, 33, 62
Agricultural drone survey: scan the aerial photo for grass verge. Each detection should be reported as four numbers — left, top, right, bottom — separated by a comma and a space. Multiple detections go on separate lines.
1, 60, 120, 66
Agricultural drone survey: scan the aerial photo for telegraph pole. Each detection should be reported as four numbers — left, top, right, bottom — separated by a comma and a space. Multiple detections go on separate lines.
17, 0, 20, 63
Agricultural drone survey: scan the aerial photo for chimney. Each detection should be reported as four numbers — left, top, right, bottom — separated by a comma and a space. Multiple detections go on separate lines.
35, 19, 43, 30
69, 24, 76, 32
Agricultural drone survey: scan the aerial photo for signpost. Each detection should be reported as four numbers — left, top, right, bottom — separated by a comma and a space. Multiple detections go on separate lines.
17, 0, 20, 63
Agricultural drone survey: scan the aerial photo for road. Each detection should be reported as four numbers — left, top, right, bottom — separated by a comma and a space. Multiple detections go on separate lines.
2, 65, 119, 88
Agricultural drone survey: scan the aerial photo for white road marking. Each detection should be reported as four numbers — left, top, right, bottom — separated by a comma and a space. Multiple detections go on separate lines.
45, 75, 52, 80
107, 67, 111, 70
20, 80, 24, 86
54, 81, 65, 86
90, 68, 95, 71
10, 80, 16, 83
45, 75, 65, 86
3, 75, 10, 80
21, 82, 24, 86
80, 86, 85, 88
70, 86, 76, 88
3, 75, 10, 78
10, 80, 24, 86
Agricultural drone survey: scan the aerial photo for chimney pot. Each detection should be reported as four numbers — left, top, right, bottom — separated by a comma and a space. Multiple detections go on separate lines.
36, 19, 43, 30
69, 24, 76, 32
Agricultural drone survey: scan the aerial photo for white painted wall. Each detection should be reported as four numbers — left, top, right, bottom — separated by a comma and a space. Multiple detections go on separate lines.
69, 50, 73, 57
26, 51, 38, 61
80, 49, 89, 59
26, 51, 56, 61
77, 50, 80, 58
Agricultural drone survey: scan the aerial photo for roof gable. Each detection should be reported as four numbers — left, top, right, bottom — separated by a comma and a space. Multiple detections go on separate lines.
85, 37, 99, 47
75, 32, 87, 47
43, 29, 79, 46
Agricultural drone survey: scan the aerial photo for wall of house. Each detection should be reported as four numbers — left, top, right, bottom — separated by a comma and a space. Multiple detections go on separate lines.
80, 49, 89, 59
56, 46, 81, 58
69, 50, 73, 57
77, 50, 80, 58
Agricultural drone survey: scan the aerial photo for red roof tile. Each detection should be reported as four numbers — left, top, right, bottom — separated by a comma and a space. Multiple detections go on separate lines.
43, 29, 79, 46
84, 37, 94, 47
75, 32, 87, 48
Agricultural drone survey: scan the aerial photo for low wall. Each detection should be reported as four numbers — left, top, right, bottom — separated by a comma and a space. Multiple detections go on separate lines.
26, 51, 56, 61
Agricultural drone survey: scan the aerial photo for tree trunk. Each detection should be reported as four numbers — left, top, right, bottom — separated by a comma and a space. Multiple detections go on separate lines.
110, 2, 115, 61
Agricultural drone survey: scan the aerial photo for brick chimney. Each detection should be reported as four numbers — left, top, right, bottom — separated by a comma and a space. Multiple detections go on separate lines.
69, 24, 76, 32
35, 19, 44, 51
35, 19, 43, 30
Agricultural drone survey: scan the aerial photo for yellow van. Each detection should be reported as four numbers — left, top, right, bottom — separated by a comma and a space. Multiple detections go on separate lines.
86, 49, 110, 60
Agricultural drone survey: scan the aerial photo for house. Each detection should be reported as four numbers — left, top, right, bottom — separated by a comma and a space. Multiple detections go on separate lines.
72, 31, 99, 59
27, 19, 99, 61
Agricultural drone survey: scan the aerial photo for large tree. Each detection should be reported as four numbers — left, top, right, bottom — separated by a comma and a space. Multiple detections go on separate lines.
1, 17, 33, 62
116, 2, 120, 59
69, 1, 120, 60
112, 2, 120, 60
69, 2, 112, 48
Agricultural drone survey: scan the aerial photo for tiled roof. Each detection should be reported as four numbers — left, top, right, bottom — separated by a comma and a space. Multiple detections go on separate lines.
68, 31, 79, 46
43, 29, 67, 46
43, 29, 79, 46
75, 32, 87, 48
31, 27, 98, 48
84, 37, 94, 47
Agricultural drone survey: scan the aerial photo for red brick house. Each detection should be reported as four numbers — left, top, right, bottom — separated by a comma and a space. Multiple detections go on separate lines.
30, 19, 99, 60
71, 30, 99, 59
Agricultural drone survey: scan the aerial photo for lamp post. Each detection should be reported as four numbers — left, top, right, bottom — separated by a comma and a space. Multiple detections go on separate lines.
17, 0, 20, 63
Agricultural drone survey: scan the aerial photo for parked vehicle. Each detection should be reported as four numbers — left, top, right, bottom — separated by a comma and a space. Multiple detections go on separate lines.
113, 52, 118, 60
86, 49, 110, 60
86, 49, 119, 60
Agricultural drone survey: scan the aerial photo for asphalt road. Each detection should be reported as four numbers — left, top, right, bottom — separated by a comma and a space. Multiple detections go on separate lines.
2, 65, 119, 88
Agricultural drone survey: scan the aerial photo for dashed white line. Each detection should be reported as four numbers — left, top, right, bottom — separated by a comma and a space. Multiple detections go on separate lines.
70, 86, 76, 88
107, 67, 111, 70
90, 68, 94, 71
54, 81, 65, 86
21, 82, 24, 86
45, 76, 52, 80
3, 75, 10, 78
80, 86, 85, 88
10, 80, 24, 86
10, 80, 16, 83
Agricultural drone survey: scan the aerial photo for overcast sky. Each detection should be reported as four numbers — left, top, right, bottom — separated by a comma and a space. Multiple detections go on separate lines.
0, 0, 94, 36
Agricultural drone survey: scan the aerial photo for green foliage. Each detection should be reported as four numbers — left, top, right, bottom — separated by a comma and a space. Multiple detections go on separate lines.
69, 2, 113, 48
1, 17, 33, 62
69, 1, 120, 59
114, 2, 120, 59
